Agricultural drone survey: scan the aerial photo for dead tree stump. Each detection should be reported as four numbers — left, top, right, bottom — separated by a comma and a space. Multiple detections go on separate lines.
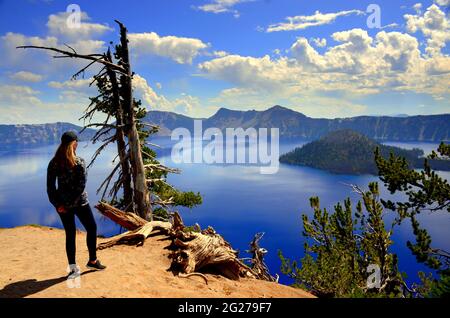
169, 212, 256, 280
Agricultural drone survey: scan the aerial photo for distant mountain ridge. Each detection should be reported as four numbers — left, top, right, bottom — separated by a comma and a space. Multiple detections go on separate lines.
1, 106, 449, 147
144, 105, 450, 142
0, 122, 96, 147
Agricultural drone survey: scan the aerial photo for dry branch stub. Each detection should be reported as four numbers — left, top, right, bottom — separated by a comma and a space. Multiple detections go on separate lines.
246, 232, 277, 282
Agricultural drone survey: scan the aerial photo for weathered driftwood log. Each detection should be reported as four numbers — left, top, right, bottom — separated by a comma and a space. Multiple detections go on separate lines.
95, 202, 258, 280
97, 221, 172, 250
96, 201, 171, 250
96, 201, 147, 230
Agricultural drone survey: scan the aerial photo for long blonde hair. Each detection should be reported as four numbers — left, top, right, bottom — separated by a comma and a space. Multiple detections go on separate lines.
54, 141, 77, 170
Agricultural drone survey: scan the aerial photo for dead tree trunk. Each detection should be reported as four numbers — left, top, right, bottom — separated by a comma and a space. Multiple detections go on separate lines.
116, 20, 152, 220
105, 49, 133, 212
98, 220, 172, 250
96, 201, 147, 230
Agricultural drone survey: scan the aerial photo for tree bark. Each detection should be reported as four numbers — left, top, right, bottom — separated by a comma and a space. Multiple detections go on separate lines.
105, 49, 134, 212
97, 220, 172, 250
96, 201, 147, 230
116, 20, 152, 220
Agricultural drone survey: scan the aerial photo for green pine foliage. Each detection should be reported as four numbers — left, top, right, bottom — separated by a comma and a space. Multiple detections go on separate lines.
279, 182, 404, 298
415, 270, 450, 298
135, 99, 202, 220
85, 61, 202, 218
375, 142, 450, 297
280, 142, 449, 298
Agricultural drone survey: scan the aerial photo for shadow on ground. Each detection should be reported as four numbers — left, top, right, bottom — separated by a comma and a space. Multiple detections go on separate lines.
0, 270, 97, 298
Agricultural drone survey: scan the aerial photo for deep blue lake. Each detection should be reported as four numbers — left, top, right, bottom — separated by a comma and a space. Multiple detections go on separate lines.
0, 138, 448, 286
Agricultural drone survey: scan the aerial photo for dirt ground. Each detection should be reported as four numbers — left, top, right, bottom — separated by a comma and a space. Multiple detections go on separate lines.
0, 225, 314, 298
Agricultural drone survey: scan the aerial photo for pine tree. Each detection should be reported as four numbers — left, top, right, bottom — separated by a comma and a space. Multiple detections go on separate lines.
17, 20, 202, 220
375, 143, 450, 297
279, 182, 404, 298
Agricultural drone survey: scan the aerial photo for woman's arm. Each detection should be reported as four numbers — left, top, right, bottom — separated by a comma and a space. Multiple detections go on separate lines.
46, 160, 61, 209
70, 158, 87, 200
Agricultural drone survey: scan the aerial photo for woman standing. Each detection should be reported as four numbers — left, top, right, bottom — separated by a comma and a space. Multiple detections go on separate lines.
47, 131, 106, 273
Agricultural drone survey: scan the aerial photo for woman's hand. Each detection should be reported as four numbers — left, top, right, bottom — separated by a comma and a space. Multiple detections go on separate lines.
57, 205, 67, 214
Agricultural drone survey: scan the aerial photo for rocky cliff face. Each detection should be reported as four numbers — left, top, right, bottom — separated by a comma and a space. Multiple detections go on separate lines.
144, 106, 450, 142
0, 122, 96, 147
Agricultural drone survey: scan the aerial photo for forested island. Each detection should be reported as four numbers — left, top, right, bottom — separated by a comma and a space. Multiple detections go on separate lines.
279, 129, 450, 175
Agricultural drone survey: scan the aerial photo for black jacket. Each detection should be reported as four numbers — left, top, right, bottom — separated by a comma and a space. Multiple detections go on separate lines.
47, 156, 89, 209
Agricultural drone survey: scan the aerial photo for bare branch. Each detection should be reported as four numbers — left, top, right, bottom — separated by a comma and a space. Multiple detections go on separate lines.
141, 122, 160, 129
141, 149, 156, 159
16, 45, 127, 74
92, 127, 113, 144
72, 57, 103, 80
64, 44, 77, 55
144, 163, 180, 174
145, 142, 161, 148
146, 178, 165, 183
153, 199, 175, 208
87, 135, 117, 169
97, 160, 122, 198
341, 182, 365, 195
85, 123, 121, 130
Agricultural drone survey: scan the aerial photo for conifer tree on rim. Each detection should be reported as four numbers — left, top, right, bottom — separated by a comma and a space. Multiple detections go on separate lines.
17, 20, 201, 221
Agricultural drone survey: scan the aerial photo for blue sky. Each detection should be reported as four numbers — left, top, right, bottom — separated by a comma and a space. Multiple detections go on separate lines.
0, 0, 449, 124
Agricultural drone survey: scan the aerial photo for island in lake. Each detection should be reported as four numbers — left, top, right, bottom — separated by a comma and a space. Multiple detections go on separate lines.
279, 129, 449, 175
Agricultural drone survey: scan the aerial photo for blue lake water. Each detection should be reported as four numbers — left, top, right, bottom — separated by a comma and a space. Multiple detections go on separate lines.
0, 138, 448, 286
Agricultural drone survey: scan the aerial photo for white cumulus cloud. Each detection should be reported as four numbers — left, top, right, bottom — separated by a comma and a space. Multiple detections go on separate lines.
132, 74, 200, 115
413, 3, 423, 14
199, 54, 295, 90
1, 34, 105, 73
434, 0, 450, 6
0, 85, 94, 124
47, 11, 113, 40
199, 26, 450, 110
311, 38, 327, 48
48, 78, 93, 89
9, 71, 44, 82
404, 4, 450, 56
266, 9, 365, 32
195, 0, 254, 18
128, 32, 208, 64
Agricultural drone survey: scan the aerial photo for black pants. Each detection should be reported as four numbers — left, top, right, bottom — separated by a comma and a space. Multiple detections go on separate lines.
58, 204, 97, 265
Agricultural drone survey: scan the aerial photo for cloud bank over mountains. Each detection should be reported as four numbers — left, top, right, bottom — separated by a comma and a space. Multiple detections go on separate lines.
0, 1, 448, 123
